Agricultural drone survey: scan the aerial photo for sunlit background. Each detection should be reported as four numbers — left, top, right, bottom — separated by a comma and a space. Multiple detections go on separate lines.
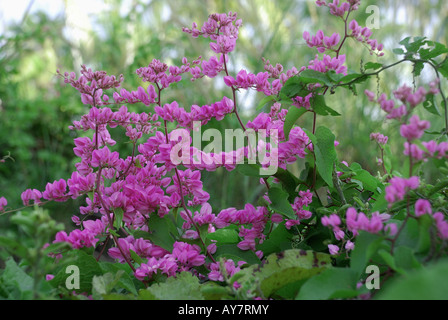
0, 0, 447, 228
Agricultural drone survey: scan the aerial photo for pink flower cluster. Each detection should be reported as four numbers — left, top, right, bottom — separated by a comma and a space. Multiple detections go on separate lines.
70, 105, 159, 145
370, 132, 388, 145
154, 96, 234, 128
367, 83, 448, 164
413, 200, 448, 240
224, 70, 272, 95
308, 54, 347, 75
385, 176, 420, 205
58, 64, 123, 107
182, 12, 241, 54
303, 30, 340, 53
366, 83, 435, 121
292, 93, 313, 109
0, 197, 7, 211
346, 208, 393, 236
112, 85, 158, 106
108, 235, 169, 263
284, 190, 313, 229
348, 20, 384, 56
152, 103, 308, 173
316, 0, 360, 17
208, 259, 244, 282
54, 218, 107, 249
134, 241, 205, 281
216, 204, 269, 254
322, 208, 396, 256
400, 115, 430, 141
136, 58, 191, 89
189, 55, 225, 80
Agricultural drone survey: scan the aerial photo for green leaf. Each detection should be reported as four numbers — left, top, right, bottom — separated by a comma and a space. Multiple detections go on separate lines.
92, 271, 125, 299
99, 262, 137, 295
256, 95, 276, 111
423, 93, 441, 116
376, 260, 448, 300
49, 249, 103, 294
257, 222, 294, 256
427, 179, 448, 197
395, 216, 432, 254
311, 95, 340, 116
378, 249, 406, 274
364, 62, 383, 70
339, 72, 367, 84
129, 249, 145, 265
439, 58, 448, 79
296, 267, 359, 300
207, 227, 240, 245
399, 36, 427, 54
232, 249, 331, 298
139, 272, 204, 300
273, 167, 302, 200
352, 168, 379, 192
0, 236, 29, 259
213, 244, 261, 265
280, 76, 309, 98
413, 60, 425, 77
394, 246, 422, 271
298, 69, 334, 86
134, 212, 178, 251
1, 258, 34, 299
268, 185, 296, 220
113, 207, 124, 229
392, 48, 405, 55
350, 232, 384, 277
200, 282, 232, 300
418, 41, 448, 60
283, 105, 308, 140
304, 126, 337, 188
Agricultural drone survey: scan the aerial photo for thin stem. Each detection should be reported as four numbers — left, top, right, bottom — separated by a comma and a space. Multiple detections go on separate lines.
222, 53, 246, 131
379, 146, 388, 177
311, 111, 318, 191
117, 141, 137, 180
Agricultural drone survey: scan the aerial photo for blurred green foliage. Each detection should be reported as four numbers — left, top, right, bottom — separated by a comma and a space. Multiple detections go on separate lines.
0, 0, 446, 227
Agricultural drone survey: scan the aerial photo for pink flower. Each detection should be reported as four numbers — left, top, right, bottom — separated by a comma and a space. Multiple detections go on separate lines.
208, 259, 241, 282
21, 189, 42, 206
201, 55, 224, 78
134, 257, 160, 281
91, 147, 120, 168
400, 115, 430, 141
370, 132, 388, 145
0, 197, 7, 211
271, 214, 283, 223
321, 214, 341, 228
404, 142, 424, 161
345, 207, 386, 235
364, 89, 376, 102
385, 176, 420, 205
42, 179, 68, 202
210, 35, 236, 54
415, 199, 432, 217
328, 244, 340, 255
433, 212, 448, 240
345, 240, 355, 251
385, 223, 398, 236
172, 241, 205, 267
